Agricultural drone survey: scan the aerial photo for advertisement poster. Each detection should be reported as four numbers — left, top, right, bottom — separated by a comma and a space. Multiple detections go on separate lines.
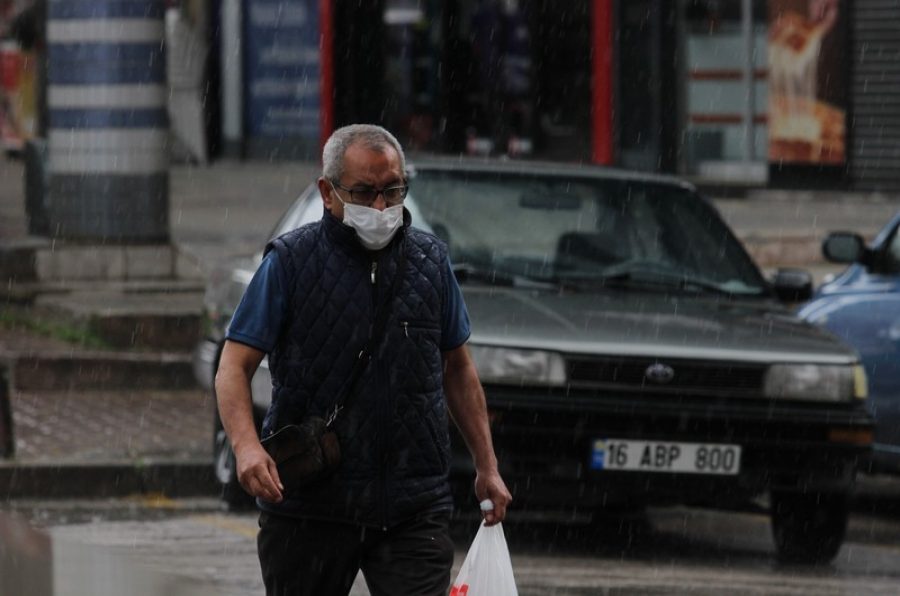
243, 0, 320, 144
768, 0, 847, 165
0, 41, 36, 153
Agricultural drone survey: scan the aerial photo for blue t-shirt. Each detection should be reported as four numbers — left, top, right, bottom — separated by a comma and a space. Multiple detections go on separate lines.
226, 250, 471, 353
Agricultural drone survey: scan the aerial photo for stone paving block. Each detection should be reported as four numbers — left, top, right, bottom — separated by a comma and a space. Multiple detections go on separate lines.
88, 313, 202, 351
11, 353, 196, 392
29, 244, 181, 282
8, 389, 212, 463
35, 246, 126, 281
32, 291, 204, 351
742, 234, 825, 268
0, 385, 217, 498
0, 240, 43, 283
124, 245, 176, 279
175, 247, 206, 281
0, 462, 217, 498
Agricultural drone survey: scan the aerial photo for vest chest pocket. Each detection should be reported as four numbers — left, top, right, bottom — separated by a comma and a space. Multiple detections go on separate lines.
399, 320, 440, 339
395, 320, 442, 392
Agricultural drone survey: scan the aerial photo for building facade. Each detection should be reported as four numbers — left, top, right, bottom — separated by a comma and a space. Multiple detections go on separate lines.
212, 0, 900, 191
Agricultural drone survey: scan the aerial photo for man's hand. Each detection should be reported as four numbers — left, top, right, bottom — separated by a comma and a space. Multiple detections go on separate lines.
443, 344, 513, 525
234, 441, 284, 503
475, 468, 512, 526
216, 340, 283, 503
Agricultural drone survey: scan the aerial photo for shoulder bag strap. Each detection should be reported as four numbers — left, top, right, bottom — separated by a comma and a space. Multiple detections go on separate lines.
325, 235, 408, 426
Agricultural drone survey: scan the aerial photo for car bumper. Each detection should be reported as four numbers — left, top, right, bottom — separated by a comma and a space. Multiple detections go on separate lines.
455, 388, 873, 509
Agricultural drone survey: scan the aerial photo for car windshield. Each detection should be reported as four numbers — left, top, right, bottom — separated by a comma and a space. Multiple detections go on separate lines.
409, 169, 768, 296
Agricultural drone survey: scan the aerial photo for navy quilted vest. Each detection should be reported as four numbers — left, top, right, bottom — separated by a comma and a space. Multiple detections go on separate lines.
259, 209, 453, 527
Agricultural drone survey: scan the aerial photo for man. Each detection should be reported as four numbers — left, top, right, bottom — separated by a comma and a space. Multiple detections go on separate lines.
215, 124, 512, 595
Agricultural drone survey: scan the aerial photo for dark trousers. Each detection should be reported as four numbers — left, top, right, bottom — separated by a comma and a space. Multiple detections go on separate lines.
257, 510, 455, 596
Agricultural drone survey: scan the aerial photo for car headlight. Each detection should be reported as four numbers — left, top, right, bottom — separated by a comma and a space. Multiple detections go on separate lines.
854, 365, 869, 400
469, 345, 567, 386
763, 364, 867, 402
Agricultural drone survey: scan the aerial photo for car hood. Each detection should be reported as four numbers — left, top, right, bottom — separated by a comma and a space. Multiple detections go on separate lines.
464, 286, 856, 364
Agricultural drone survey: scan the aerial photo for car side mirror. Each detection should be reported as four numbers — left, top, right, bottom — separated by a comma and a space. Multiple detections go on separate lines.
772, 268, 813, 302
822, 232, 866, 264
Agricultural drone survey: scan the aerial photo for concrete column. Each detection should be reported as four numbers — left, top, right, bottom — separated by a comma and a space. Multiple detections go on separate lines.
46, 0, 169, 243
220, 0, 243, 157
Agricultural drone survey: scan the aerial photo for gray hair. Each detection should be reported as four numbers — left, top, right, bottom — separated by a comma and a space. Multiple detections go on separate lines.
322, 124, 407, 182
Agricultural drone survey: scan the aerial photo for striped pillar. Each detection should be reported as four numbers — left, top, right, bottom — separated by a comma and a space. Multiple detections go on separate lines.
47, 0, 169, 243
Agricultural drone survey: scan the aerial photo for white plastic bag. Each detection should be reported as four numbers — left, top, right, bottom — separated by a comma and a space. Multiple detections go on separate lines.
450, 517, 518, 596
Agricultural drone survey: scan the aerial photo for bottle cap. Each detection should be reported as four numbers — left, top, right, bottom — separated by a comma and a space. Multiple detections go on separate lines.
479, 499, 494, 512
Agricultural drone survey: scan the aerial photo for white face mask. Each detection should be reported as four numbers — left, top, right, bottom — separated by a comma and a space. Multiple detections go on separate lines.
333, 190, 404, 250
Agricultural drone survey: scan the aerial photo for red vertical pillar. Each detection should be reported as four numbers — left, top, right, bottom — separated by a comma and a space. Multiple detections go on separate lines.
592, 0, 614, 165
319, 0, 335, 154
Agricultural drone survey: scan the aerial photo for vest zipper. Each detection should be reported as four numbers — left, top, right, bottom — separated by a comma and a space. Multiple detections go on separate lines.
370, 261, 377, 285
380, 362, 391, 531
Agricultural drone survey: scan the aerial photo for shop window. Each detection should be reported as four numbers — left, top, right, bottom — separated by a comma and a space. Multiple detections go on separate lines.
378, 0, 542, 157
381, 0, 439, 151
681, 0, 768, 178
453, 0, 536, 158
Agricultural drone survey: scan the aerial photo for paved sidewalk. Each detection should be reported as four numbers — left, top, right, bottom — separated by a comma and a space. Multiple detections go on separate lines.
0, 319, 215, 498
0, 309, 208, 468
9, 389, 211, 463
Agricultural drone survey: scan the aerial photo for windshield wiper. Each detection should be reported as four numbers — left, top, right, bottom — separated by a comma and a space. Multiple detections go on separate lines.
452, 263, 516, 286
556, 270, 762, 297
452, 263, 558, 289
674, 277, 743, 296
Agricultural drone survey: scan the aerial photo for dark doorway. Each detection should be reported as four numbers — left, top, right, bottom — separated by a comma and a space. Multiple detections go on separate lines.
333, 0, 388, 127
530, 0, 592, 162
618, 0, 678, 172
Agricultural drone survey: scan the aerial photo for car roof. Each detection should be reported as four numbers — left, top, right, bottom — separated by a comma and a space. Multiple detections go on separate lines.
405, 155, 697, 191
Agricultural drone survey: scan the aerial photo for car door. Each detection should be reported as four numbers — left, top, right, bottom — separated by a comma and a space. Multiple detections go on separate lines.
800, 218, 900, 468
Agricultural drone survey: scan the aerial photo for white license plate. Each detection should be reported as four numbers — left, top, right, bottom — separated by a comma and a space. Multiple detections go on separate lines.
591, 439, 742, 476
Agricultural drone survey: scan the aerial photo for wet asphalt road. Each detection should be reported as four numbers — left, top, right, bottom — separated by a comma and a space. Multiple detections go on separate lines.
4, 494, 900, 596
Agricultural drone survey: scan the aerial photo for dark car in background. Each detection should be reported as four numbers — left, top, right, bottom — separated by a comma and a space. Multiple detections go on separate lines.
194, 160, 872, 563
799, 212, 900, 474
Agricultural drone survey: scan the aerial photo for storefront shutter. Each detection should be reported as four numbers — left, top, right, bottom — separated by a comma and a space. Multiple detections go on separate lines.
850, 0, 900, 191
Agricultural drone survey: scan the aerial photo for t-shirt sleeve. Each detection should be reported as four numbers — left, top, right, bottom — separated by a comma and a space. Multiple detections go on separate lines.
441, 253, 471, 351
225, 250, 287, 353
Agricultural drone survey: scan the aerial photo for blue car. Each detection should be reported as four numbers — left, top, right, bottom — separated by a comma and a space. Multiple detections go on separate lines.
799, 213, 900, 472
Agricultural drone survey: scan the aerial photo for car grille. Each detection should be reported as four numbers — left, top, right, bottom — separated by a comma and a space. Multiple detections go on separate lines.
566, 357, 766, 397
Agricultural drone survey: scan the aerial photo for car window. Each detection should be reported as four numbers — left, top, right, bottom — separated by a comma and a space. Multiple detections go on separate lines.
409, 170, 767, 295
268, 186, 323, 240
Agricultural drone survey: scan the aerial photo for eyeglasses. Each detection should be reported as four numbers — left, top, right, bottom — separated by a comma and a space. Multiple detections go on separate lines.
331, 181, 408, 207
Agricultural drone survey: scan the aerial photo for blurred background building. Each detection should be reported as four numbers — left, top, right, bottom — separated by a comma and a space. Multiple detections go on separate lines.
0, 0, 43, 154
3, 0, 899, 192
